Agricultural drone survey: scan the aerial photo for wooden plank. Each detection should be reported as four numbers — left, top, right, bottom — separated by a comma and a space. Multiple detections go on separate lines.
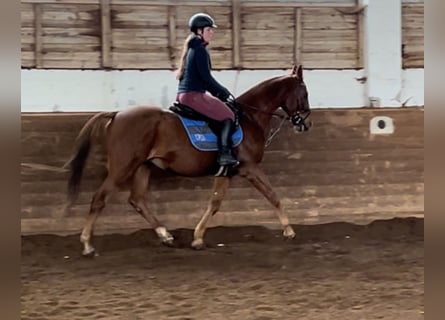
21, 3, 35, 27
241, 46, 293, 59
100, 0, 111, 68
402, 3, 424, 68
23, 0, 101, 3
302, 29, 357, 41
41, 28, 100, 45
22, 179, 424, 199
209, 50, 234, 69
40, 4, 100, 28
356, 5, 363, 68
111, 4, 168, 28
294, 7, 302, 65
302, 20, 357, 30
302, 8, 358, 23
21, 208, 424, 236
303, 40, 358, 52
242, 2, 357, 8
21, 189, 424, 218
111, 52, 171, 69
231, 0, 241, 68
41, 52, 101, 68
111, 29, 169, 47
21, 27, 35, 44
301, 52, 358, 69
167, 6, 176, 68
21, 183, 424, 216
22, 53, 36, 68
113, 0, 229, 6
241, 30, 294, 45
241, 17, 295, 30
34, 4, 43, 68
21, 0, 356, 7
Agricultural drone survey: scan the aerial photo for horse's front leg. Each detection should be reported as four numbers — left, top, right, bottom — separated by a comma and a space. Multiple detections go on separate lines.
239, 165, 296, 239
191, 176, 231, 250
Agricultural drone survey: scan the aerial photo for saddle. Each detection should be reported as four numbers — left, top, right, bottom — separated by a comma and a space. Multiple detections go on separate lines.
169, 101, 243, 152
169, 100, 242, 127
169, 102, 220, 132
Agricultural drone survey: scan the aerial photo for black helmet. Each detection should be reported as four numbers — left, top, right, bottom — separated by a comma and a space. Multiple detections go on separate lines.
188, 13, 217, 32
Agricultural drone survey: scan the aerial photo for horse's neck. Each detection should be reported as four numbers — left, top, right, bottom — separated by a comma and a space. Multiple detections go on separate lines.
238, 76, 288, 132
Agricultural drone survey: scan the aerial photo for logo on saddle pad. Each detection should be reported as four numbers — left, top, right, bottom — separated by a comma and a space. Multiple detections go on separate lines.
176, 116, 243, 152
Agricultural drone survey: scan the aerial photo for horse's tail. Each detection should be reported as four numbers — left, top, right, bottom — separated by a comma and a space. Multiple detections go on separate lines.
65, 112, 117, 205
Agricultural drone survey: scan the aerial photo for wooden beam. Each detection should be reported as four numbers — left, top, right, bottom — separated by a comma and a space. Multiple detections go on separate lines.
168, 6, 177, 69
21, 0, 228, 6
22, 0, 356, 7
100, 0, 111, 68
294, 7, 302, 66
356, 8, 364, 68
231, 0, 241, 68
34, 3, 43, 68
23, 0, 100, 3
242, 2, 356, 8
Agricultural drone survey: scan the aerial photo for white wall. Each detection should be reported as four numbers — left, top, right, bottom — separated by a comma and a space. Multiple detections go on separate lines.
20, 68, 423, 112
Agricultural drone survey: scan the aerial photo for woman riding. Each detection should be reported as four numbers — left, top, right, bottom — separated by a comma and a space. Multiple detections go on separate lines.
176, 13, 239, 167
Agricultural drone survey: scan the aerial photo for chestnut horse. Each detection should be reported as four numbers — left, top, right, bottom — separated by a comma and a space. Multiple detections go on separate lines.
66, 65, 311, 256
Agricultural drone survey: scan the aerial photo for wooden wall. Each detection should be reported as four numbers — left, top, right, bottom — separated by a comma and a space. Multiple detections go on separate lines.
21, 108, 424, 235
402, 2, 424, 68
21, 0, 363, 70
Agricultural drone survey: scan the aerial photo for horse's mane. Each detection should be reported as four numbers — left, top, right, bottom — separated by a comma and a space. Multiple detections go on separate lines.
237, 74, 291, 101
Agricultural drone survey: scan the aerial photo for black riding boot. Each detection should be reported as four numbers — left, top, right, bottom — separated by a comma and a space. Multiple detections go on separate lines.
217, 119, 240, 167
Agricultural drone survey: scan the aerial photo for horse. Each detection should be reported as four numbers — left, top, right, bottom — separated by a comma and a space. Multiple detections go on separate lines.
66, 64, 312, 256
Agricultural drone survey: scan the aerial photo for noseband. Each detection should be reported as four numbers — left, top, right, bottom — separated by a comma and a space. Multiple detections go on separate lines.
290, 111, 311, 132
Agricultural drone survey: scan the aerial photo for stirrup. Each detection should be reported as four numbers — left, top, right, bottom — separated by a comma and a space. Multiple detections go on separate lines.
218, 154, 239, 167
219, 158, 240, 167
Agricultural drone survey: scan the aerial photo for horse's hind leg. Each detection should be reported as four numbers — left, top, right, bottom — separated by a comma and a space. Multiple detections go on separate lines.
240, 165, 296, 239
128, 164, 174, 246
80, 175, 116, 256
191, 177, 231, 250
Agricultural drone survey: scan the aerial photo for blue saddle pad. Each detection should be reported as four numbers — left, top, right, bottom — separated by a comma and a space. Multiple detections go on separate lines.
177, 116, 243, 151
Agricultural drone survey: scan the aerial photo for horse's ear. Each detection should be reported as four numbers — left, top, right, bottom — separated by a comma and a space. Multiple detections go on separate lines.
291, 64, 298, 75
297, 65, 303, 80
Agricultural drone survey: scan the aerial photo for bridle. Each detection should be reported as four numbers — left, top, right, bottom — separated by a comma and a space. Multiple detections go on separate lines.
229, 100, 311, 147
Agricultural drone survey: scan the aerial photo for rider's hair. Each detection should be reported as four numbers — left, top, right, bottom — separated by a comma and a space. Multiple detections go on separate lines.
176, 34, 195, 81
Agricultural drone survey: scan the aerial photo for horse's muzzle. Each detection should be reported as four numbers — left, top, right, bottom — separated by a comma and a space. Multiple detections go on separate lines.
292, 112, 312, 132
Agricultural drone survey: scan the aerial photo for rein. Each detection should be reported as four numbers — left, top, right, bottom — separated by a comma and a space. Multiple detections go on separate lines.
234, 100, 288, 119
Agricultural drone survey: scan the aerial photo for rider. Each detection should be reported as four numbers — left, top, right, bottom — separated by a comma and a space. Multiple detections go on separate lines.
176, 13, 239, 167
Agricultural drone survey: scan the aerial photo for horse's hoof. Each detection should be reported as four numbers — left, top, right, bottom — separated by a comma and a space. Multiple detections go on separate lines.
283, 227, 296, 240
82, 248, 97, 257
191, 239, 206, 250
161, 238, 175, 247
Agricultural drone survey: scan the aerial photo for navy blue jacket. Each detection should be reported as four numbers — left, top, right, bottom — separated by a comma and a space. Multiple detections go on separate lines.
177, 36, 230, 101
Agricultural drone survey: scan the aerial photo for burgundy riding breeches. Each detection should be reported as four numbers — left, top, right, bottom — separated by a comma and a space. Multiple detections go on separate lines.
176, 91, 234, 121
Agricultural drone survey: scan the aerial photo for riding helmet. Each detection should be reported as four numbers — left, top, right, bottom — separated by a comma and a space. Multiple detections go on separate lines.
188, 13, 217, 32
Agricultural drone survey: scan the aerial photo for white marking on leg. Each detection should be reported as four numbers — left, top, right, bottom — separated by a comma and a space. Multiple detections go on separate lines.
283, 225, 296, 239
155, 226, 173, 241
